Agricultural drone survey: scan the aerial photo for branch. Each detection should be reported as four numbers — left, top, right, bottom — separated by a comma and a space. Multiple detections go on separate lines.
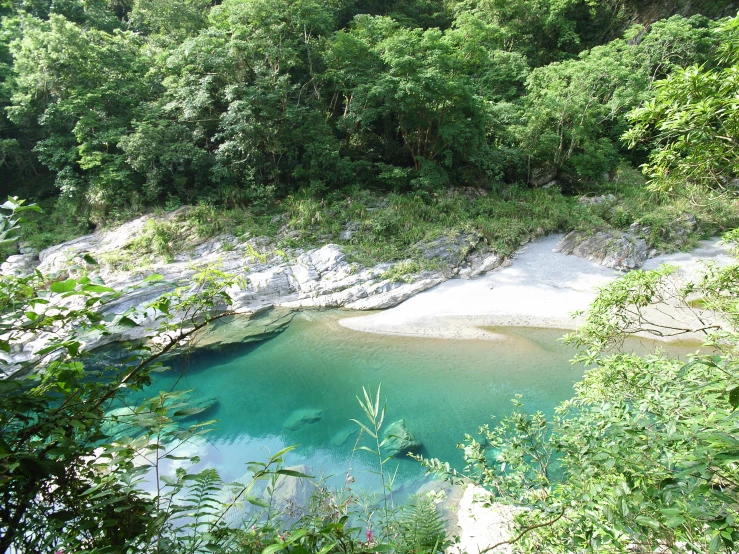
478, 507, 566, 554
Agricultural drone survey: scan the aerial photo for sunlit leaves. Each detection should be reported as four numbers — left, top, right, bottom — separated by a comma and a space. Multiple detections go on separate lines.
624, 15, 739, 197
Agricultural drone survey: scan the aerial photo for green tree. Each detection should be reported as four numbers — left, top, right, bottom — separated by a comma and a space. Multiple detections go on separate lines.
7, 13, 151, 215
623, 15, 739, 197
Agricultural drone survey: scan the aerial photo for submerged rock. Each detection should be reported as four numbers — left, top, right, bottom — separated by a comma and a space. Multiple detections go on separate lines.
101, 396, 219, 440
383, 419, 422, 458
283, 408, 323, 431
330, 427, 359, 447
191, 307, 295, 350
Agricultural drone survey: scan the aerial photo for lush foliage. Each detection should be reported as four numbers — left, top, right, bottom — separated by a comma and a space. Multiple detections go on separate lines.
0, 0, 735, 228
419, 231, 739, 552
624, 16, 739, 197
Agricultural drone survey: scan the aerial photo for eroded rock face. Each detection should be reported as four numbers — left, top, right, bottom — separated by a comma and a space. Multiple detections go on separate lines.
0, 211, 511, 375
556, 212, 698, 271
383, 419, 422, 458
458, 251, 502, 280
0, 253, 38, 277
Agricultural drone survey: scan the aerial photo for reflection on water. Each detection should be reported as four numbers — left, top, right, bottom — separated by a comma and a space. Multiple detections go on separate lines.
142, 311, 700, 496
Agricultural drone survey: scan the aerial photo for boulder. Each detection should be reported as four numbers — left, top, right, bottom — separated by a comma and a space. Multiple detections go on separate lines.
528, 167, 557, 187
414, 233, 479, 266
383, 419, 422, 458
578, 194, 616, 206
458, 251, 502, 279
345, 277, 444, 310
101, 396, 218, 440
100, 406, 141, 440
192, 307, 295, 350
283, 408, 323, 431
1, 253, 38, 277
556, 230, 649, 270
339, 221, 361, 241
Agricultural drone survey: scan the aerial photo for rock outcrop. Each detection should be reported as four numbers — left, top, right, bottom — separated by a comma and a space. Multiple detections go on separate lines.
557, 209, 699, 271
450, 484, 517, 554
556, 229, 649, 270
1, 211, 510, 376
0, 253, 38, 277
414, 233, 480, 266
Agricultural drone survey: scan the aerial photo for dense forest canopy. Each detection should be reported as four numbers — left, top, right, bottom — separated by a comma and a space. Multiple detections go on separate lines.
0, 0, 736, 228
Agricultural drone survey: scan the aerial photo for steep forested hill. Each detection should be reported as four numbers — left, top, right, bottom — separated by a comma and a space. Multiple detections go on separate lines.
0, 0, 737, 249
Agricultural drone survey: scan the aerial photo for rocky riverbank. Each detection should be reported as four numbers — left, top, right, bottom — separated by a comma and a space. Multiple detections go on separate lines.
0, 205, 725, 374
0, 207, 504, 375
341, 233, 731, 341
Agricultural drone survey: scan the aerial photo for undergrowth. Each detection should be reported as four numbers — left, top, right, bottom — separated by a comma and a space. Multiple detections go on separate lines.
12, 171, 739, 268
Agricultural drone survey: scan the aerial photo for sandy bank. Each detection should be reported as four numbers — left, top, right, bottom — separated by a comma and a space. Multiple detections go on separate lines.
340, 234, 732, 340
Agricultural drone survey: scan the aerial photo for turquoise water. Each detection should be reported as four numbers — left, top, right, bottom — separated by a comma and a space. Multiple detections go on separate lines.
143, 311, 692, 496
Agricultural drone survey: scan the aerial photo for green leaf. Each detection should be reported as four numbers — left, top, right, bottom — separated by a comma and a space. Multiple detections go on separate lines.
275, 469, 313, 478
262, 544, 286, 554
81, 284, 115, 294
729, 386, 739, 409
247, 496, 269, 508
50, 279, 77, 293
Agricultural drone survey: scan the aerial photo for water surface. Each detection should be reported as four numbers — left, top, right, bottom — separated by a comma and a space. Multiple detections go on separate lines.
145, 311, 696, 496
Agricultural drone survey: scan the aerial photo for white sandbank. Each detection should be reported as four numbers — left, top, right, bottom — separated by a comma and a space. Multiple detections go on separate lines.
340, 234, 732, 340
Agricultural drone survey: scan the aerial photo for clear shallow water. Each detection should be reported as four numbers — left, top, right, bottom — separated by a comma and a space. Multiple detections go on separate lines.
143, 311, 697, 497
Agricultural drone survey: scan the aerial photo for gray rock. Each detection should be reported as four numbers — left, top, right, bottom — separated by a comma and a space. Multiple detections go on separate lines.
191, 307, 295, 350
414, 233, 479, 266
666, 212, 697, 249
345, 277, 444, 310
556, 230, 649, 270
1, 253, 38, 277
178, 396, 219, 418
283, 408, 323, 431
458, 251, 502, 279
383, 419, 422, 458
102, 397, 219, 440
18, 244, 39, 256
528, 167, 557, 187
100, 406, 142, 440
339, 221, 361, 241
579, 194, 616, 206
